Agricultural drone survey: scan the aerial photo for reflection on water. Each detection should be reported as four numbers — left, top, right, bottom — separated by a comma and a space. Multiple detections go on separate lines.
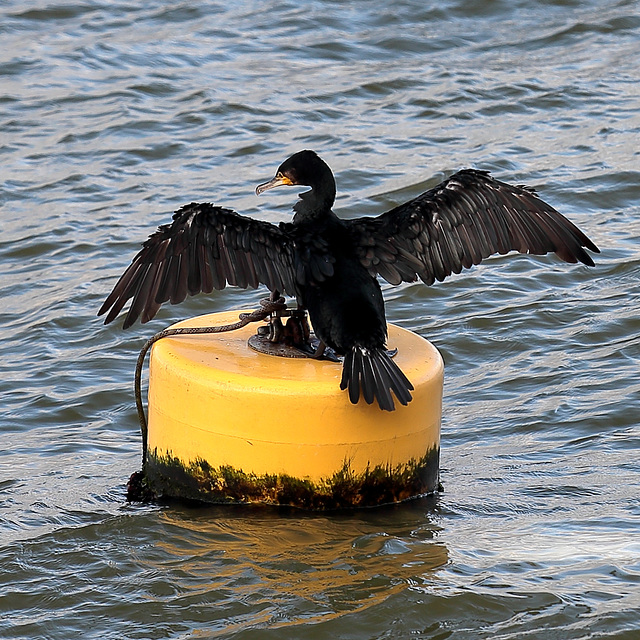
1, 0, 639, 637
156, 506, 448, 626
1, 502, 449, 637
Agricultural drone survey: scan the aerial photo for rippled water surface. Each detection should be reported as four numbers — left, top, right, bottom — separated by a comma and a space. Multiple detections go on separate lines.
1, 0, 639, 638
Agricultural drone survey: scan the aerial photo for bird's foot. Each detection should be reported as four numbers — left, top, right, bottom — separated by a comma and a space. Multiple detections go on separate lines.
295, 338, 341, 362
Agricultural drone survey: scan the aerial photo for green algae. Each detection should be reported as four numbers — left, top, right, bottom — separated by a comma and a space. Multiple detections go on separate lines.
140, 447, 440, 509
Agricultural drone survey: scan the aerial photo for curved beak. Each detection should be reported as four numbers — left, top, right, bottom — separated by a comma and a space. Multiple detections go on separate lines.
255, 173, 293, 196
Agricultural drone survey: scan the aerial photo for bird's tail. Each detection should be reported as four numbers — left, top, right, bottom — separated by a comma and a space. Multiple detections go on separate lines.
340, 346, 414, 411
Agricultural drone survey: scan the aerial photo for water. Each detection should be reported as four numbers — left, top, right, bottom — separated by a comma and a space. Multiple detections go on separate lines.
1, 0, 639, 637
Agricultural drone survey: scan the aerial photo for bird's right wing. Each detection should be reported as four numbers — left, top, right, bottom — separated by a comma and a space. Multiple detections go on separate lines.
98, 203, 296, 329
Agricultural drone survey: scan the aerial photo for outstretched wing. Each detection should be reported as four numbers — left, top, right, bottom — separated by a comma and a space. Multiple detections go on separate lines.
98, 203, 296, 329
349, 169, 599, 286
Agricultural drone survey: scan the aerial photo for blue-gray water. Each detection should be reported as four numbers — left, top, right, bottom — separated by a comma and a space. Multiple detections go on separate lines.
1, 1, 639, 638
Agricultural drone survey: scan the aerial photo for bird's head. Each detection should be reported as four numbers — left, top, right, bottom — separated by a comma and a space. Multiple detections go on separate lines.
256, 150, 336, 215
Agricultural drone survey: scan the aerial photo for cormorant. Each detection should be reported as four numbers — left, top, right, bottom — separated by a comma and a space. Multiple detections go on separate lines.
99, 150, 599, 411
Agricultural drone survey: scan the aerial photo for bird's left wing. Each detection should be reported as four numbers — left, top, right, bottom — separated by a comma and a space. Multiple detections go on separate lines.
348, 169, 599, 286
98, 203, 296, 329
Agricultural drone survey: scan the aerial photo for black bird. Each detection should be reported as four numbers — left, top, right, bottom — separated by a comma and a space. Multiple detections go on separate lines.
99, 150, 599, 411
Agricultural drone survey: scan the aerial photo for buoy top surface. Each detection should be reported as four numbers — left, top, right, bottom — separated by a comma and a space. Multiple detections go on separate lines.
154, 310, 443, 396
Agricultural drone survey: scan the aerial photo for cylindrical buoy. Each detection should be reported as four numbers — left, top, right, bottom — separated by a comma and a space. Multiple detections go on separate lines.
144, 310, 443, 509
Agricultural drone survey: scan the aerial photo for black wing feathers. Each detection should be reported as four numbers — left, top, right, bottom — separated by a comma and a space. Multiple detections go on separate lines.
100, 169, 598, 331
98, 203, 295, 328
350, 169, 598, 286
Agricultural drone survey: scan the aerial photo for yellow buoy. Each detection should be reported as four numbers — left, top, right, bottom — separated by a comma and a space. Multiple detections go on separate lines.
145, 310, 443, 508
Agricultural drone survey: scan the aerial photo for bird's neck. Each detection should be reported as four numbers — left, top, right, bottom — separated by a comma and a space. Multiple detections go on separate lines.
292, 177, 336, 223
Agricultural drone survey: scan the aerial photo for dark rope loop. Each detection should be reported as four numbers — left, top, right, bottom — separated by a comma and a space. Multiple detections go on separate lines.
135, 295, 287, 466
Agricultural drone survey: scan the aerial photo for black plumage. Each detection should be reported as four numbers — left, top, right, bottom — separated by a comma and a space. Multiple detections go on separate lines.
99, 150, 599, 410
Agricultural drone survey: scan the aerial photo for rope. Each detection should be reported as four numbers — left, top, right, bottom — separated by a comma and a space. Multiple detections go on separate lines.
134, 295, 287, 466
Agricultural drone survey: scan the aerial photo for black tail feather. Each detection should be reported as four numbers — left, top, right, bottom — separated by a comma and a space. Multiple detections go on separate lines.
340, 346, 414, 411
360, 349, 377, 405
345, 347, 360, 405
374, 349, 414, 406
